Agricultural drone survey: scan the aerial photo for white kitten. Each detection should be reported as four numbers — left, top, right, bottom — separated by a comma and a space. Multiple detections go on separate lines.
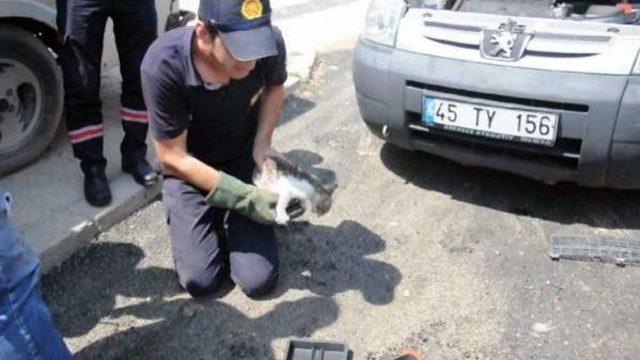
254, 154, 336, 225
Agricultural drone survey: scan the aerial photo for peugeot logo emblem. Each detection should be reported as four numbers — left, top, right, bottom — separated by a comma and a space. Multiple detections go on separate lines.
480, 19, 532, 62
490, 31, 516, 58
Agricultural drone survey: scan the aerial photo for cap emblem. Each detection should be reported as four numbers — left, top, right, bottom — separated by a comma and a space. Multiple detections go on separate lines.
241, 0, 263, 20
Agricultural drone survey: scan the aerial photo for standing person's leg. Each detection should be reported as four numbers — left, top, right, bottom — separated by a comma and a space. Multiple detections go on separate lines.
0, 191, 71, 359
163, 178, 228, 297
56, 0, 111, 206
0, 271, 72, 360
223, 156, 279, 296
112, 0, 159, 186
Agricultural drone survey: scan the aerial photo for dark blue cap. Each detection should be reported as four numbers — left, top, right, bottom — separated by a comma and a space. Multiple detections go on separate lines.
199, 0, 278, 61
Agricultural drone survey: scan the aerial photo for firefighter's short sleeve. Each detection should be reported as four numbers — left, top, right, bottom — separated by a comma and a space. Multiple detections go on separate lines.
141, 67, 190, 140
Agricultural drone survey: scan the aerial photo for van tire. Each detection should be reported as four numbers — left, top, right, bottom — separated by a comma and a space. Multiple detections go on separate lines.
0, 25, 63, 176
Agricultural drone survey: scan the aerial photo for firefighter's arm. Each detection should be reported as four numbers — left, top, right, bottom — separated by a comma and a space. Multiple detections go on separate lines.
253, 84, 285, 170
154, 131, 220, 192
154, 133, 278, 224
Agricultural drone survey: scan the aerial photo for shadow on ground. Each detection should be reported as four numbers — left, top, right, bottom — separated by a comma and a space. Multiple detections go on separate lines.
280, 95, 316, 126
271, 220, 401, 305
40, 220, 400, 358
380, 143, 640, 230
75, 294, 338, 359
41, 242, 340, 359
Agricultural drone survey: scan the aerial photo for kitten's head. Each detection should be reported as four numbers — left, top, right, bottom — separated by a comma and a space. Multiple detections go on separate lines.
311, 182, 337, 216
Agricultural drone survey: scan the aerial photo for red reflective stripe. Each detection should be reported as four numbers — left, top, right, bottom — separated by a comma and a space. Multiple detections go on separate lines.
121, 107, 146, 114
68, 124, 103, 136
121, 109, 148, 120
69, 128, 103, 143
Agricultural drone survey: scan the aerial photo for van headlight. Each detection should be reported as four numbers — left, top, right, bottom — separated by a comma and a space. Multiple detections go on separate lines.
363, 0, 407, 47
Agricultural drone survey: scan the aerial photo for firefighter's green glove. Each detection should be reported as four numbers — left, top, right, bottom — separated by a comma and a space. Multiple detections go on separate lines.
205, 172, 278, 224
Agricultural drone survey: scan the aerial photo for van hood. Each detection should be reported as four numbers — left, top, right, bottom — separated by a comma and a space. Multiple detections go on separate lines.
396, 1, 640, 75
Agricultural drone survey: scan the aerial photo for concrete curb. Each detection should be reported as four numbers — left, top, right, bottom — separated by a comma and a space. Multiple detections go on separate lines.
40, 48, 317, 273
41, 180, 163, 273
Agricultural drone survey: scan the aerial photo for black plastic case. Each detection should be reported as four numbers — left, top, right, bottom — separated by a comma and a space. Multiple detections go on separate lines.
283, 339, 349, 360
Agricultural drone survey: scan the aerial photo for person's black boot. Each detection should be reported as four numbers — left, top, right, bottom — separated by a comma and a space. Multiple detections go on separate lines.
122, 158, 159, 187
83, 164, 112, 207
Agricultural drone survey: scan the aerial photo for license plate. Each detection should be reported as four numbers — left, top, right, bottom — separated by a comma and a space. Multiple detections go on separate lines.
422, 96, 559, 146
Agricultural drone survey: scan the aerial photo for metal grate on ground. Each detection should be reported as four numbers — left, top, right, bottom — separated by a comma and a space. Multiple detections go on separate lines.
549, 235, 640, 266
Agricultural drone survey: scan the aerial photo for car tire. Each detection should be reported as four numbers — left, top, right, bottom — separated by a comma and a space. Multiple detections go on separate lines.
0, 25, 63, 176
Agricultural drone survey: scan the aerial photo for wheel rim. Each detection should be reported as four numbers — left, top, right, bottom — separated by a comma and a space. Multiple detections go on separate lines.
0, 58, 43, 154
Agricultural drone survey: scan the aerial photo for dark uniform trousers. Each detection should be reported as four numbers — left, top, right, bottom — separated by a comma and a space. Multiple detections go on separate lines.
56, 0, 157, 170
162, 155, 279, 297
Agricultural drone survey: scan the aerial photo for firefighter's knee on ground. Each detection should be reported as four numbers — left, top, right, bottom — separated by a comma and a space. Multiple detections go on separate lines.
180, 266, 225, 298
232, 265, 278, 297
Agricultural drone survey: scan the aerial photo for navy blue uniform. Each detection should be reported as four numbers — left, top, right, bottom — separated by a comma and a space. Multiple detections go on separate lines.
141, 26, 287, 297
56, 0, 157, 169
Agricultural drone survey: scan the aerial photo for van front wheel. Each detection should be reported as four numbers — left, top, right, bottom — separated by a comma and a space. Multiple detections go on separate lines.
0, 25, 63, 176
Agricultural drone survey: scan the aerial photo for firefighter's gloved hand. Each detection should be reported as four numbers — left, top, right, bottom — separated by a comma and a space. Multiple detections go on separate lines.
205, 172, 278, 224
